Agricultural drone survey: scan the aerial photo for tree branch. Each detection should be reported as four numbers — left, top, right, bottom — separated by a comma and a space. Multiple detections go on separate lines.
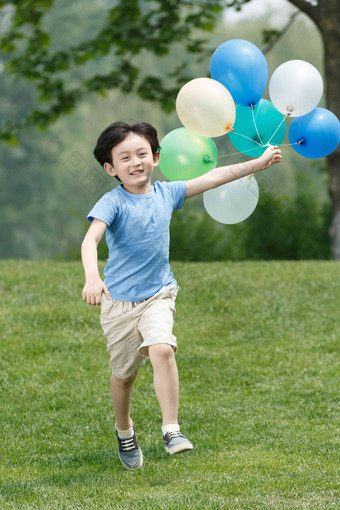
262, 10, 301, 54
286, 0, 320, 26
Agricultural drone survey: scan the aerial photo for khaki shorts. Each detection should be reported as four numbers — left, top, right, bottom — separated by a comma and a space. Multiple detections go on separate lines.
100, 285, 179, 379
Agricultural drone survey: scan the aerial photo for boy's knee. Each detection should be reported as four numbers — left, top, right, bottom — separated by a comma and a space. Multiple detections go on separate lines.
149, 343, 175, 364
111, 370, 138, 385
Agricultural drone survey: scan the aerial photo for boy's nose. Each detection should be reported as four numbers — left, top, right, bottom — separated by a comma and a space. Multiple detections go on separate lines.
132, 156, 142, 166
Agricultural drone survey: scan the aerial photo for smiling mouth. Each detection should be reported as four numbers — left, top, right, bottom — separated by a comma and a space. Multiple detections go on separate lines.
131, 170, 144, 175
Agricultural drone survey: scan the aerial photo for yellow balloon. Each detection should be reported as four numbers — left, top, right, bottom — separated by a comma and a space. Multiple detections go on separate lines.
176, 77, 236, 137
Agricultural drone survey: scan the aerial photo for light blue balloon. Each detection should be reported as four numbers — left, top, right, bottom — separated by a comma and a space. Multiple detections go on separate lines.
289, 107, 340, 159
210, 39, 268, 106
228, 99, 286, 157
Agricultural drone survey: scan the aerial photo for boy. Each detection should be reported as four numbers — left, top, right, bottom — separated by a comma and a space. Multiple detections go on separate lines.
81, 121, 282, 470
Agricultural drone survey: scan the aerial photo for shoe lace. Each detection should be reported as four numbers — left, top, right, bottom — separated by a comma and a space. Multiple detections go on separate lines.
119, 436, 137, 452
166, 431, 185, 440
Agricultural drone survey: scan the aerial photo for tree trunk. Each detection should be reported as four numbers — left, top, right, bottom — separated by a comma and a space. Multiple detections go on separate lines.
288, 0, 340, 259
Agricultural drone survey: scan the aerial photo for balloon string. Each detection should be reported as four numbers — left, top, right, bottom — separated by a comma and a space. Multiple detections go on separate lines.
279, 142, 299, 146
266, 115, 287, 145
251, 105, 264, 146
216, 146, 267, 161
232, 130, 264, 147
212, 142, 300, 162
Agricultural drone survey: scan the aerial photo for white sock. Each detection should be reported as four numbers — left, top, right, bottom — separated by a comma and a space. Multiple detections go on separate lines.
116, 421, 134, 439
162, 423, 180, 435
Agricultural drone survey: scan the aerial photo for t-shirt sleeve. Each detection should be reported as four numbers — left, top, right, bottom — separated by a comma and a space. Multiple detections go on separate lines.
164, 181, 186, 210
87, 192, 118, 226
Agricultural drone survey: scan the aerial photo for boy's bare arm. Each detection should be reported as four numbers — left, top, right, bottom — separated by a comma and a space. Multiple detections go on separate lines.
185, 145, 282, 200
81, 218, 111, 306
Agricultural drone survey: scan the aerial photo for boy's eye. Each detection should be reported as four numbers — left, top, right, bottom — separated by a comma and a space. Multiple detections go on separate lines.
139, 152, 147, 156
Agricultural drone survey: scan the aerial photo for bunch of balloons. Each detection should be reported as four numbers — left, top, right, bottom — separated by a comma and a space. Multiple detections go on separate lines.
159, 39, 340, 224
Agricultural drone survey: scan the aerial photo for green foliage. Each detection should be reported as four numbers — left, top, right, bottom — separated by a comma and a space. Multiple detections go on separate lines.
0, 260, 339, 508
262, 29, 281, 46
0, 0, 253, 140
242, 191, 331, 260
169, 181, 331, 262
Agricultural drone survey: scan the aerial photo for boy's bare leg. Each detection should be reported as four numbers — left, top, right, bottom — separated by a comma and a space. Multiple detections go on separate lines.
148, 344, 179, 426
110, 370, 138, 431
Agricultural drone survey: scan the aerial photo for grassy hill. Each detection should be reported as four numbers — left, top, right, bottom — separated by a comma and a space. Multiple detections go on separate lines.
0, 260, 338, 509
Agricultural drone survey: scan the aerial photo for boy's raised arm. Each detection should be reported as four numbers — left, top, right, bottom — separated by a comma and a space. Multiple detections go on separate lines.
81, 218, 111, 306
185, 145, 282, 200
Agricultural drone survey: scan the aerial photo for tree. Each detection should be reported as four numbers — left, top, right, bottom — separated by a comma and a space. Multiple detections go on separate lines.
285, 0, 340, 259
0, 0, 232, 137
0, 0, 339, 257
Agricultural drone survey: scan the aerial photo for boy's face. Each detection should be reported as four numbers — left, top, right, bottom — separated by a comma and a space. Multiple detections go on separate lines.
104, 132, 159, 194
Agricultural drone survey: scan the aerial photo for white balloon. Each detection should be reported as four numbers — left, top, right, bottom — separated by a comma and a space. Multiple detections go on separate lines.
269, 60, 323, 117
203, 175, 259, 224
176, 77, 236, 137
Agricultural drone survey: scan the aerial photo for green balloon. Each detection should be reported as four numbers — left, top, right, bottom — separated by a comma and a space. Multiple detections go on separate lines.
159, 127, 218, 181
228, 99, 286, 157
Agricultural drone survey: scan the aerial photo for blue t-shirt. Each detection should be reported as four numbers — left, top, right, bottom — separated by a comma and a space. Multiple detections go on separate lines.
87, 180, 186, 301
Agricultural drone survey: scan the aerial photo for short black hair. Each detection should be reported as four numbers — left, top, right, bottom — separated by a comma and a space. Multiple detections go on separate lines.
93, 121, 160, 182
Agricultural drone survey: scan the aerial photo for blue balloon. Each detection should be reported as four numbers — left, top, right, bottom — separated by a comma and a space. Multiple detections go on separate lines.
210, 39, 268, 106
289, 107, 340, 159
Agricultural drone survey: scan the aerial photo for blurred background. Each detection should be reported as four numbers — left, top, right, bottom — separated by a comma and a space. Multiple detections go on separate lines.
0, 0, 335, 261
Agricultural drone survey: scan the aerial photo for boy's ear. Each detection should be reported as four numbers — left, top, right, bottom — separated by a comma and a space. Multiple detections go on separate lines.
104, 162, 117, 177
153, 151, 160, 166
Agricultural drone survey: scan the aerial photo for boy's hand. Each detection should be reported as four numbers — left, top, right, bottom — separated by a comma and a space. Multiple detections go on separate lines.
82, 278, 111, 306
258, 145, 282, 170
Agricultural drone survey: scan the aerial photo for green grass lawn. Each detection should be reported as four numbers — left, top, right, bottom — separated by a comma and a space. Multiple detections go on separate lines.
0, 260, 339, 509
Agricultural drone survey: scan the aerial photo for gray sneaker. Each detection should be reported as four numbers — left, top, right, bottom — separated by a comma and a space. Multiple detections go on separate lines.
163, 431, 193, 455
116, 429, 143, 470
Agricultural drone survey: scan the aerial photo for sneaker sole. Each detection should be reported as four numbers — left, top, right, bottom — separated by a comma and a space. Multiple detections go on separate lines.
165, 443, 193, 455
118, 449, 144, 470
